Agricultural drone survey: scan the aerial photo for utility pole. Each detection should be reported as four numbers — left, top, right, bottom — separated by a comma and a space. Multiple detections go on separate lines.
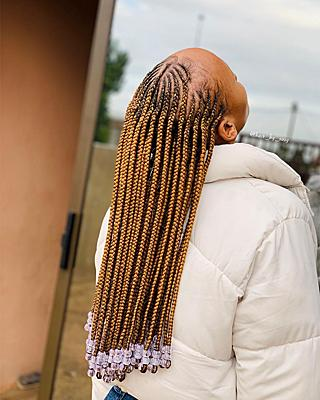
194, 14, 205, 47
287, 101, 298, 139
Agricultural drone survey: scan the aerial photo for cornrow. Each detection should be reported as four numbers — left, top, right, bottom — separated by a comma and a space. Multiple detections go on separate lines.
84, 57, 226, 383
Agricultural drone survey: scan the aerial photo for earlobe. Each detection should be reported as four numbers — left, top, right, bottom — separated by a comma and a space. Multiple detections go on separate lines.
217, 118, 238, 143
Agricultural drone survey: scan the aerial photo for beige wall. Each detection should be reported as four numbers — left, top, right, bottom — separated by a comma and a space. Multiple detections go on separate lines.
0, 1, 98, 391
76, 143, 117, 275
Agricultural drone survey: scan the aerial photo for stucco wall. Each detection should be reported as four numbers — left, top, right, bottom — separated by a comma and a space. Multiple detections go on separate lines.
0, 0, 98, 391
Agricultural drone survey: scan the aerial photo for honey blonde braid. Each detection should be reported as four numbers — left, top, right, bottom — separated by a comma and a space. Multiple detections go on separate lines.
84, 57, 226, 383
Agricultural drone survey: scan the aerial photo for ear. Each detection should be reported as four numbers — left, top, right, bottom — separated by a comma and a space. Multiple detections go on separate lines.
217, 117, 238, 144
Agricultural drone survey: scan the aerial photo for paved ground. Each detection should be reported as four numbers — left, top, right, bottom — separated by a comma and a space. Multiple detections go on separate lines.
52, 270, 94, 400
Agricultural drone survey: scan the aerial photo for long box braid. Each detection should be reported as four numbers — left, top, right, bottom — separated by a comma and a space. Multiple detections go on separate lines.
84, 56, 226, 383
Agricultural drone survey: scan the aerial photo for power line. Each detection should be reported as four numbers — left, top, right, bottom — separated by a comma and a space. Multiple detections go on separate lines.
287, 102, 298, 139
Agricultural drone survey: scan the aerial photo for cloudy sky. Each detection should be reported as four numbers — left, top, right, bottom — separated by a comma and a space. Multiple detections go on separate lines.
108, 0, 320, 143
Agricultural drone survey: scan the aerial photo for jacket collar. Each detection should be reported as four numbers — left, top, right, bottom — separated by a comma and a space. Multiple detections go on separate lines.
205, 142, 313, 215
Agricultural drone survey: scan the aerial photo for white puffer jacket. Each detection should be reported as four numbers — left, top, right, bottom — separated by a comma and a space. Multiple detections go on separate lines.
91, 143, 320, 400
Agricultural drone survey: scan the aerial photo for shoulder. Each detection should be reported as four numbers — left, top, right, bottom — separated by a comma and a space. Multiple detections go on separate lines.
191, 177, 316, 288
246, 177, 313, 223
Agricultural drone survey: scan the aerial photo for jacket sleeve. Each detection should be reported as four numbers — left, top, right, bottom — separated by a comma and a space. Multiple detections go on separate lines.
232, 217, 320, 400
94, 206, 111, 284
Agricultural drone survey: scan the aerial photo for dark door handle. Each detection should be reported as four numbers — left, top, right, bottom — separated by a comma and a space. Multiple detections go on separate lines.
60, 212, 76, 270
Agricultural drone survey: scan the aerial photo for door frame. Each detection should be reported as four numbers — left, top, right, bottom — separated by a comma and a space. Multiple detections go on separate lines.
39, 1, 115, 398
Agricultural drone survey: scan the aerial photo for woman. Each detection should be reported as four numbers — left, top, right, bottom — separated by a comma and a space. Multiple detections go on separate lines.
85, 48, 320, 399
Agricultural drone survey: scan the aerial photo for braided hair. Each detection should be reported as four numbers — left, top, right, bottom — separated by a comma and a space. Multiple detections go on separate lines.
84, 55, 226, 383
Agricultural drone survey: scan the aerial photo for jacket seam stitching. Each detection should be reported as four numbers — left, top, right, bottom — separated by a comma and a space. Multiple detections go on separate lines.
190, 241, 242, 292
233, 334, 320, 352
192, 216, 313, 294
245, 178, 286, 220
190, 242, 246, 296
239, 216, 317, 292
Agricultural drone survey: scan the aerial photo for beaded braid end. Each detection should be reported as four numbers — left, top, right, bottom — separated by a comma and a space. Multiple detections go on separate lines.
84, 312, 172, 383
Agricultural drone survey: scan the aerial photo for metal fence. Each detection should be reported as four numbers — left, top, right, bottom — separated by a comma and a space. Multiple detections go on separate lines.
238, 132, 320, 183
